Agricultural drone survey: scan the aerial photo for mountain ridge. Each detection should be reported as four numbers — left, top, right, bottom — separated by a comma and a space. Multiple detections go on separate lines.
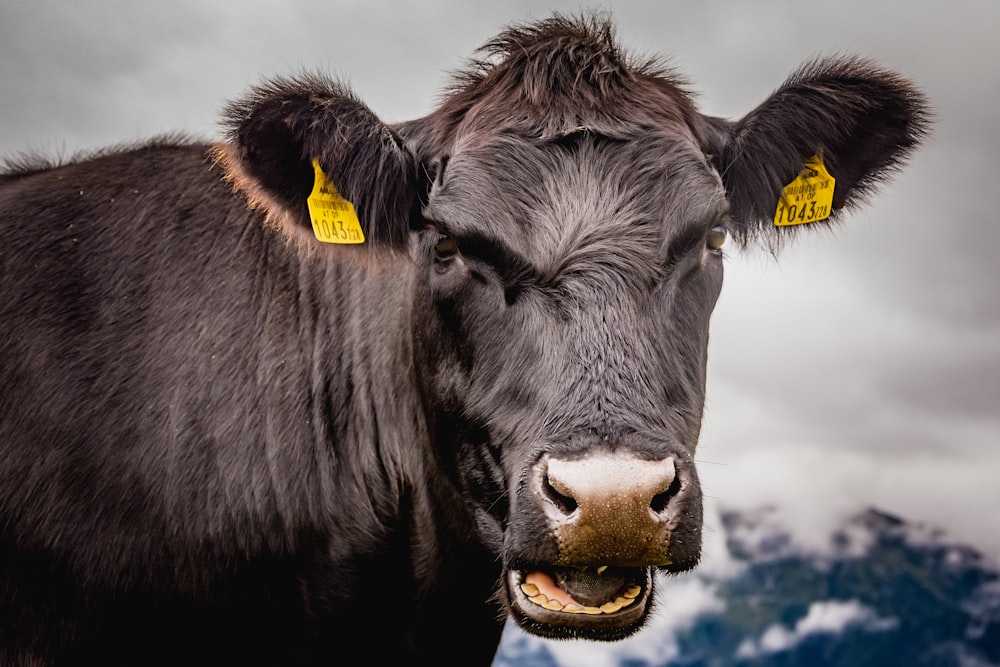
494, 506, 1000, 666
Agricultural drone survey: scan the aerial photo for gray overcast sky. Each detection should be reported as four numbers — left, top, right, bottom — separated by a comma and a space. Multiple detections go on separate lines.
2, 0, 997, 568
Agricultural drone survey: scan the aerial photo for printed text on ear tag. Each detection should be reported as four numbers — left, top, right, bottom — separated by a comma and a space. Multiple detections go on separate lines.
774, 155, 836, 226
307, 159, 365, 244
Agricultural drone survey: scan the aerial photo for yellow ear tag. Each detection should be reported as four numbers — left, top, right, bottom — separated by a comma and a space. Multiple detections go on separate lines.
306, 159, 365, 244
774, 155, 836, 226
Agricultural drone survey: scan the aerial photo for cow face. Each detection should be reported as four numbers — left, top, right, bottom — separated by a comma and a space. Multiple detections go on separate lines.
408, 131, 723, 638
218, 16, 927, 643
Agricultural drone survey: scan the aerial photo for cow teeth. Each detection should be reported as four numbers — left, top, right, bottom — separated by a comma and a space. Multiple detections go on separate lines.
524, 594, 639, 614
519, 575, 643, 615
596, 565, 608, 575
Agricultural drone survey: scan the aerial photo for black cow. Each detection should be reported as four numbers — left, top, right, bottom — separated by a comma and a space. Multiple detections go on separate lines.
0, 13, 928, 666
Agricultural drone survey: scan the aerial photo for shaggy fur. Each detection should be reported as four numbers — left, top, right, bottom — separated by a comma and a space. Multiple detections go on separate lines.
0, 12, 929, 665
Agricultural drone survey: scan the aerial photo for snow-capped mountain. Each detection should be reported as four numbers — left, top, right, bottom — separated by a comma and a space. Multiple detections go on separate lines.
494, 507, 1000, 666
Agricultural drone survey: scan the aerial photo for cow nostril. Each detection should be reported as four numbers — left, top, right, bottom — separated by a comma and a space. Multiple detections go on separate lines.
650, 473, 682, 514
543, 474, 578, 516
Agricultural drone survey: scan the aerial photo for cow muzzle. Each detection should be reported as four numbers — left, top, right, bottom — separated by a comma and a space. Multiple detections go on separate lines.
505, 449, 701, 639
542, 453, 679, 565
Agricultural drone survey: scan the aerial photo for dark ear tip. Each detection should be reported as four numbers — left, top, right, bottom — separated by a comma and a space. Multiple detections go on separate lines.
216, 73, 419, 249
717, 57, 929, 246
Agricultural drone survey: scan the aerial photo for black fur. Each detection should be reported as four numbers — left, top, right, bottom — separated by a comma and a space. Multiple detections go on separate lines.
0, 12, 929, 665
717, 56, 932, 245
218, 73, 418, 249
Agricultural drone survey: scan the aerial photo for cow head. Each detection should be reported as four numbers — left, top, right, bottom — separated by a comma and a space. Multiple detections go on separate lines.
217, 15, 928, 642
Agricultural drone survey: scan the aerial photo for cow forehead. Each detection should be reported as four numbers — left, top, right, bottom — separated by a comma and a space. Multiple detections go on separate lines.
425, 132, 727, 265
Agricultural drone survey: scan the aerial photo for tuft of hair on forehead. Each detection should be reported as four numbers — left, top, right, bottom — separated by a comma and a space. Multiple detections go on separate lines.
429, 12, 702, 144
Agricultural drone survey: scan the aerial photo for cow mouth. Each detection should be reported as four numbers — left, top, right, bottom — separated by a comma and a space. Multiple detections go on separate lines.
506, 565, 652, 640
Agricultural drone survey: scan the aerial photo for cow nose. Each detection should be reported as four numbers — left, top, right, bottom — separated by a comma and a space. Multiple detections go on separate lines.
538, 453, 682, 566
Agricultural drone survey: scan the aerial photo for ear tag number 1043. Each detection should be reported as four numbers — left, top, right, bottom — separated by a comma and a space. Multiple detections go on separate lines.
307, 159, 365, 244
774, 155, 836, 226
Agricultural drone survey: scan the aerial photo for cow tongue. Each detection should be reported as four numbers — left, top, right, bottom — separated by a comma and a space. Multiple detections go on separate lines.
555, 567, 628, 607
525, 568, 627, 608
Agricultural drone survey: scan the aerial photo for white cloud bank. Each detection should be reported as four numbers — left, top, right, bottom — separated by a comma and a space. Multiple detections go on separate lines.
735, 599, 899, 659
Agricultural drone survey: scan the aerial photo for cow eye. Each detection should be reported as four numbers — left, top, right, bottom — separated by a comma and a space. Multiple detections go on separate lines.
706, 225, 727, 251
434, 234, 459, 261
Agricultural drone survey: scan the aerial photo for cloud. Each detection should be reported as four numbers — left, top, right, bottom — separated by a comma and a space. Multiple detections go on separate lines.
735, 599, 899, 659
705, 239, 1000, 457
699, 226, 1000, 562
698, 439, 1000, 564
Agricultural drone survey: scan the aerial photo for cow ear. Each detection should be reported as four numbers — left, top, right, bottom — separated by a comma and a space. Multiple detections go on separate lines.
216, 73, 418, 249
715, 57, 931, 247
